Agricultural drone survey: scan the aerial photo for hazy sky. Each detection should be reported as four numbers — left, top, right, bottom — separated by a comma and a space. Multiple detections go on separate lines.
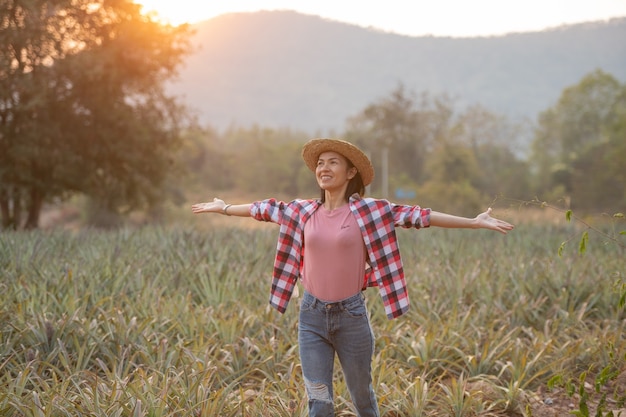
136, 0, 626, 37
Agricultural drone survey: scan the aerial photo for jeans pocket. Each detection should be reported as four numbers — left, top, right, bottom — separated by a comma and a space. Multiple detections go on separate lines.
343, 298, 367, 318
300, 298, 315, 312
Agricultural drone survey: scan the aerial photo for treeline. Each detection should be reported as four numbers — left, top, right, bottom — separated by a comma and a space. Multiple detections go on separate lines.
1, 0, 191, 229
183, 70, 626, 217
1, 1, 624, 229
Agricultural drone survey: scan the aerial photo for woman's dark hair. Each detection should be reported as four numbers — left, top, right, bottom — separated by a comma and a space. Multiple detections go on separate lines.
319, 157, 366, 202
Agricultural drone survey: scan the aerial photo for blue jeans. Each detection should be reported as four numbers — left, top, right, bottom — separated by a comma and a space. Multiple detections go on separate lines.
298, 291, 380, 417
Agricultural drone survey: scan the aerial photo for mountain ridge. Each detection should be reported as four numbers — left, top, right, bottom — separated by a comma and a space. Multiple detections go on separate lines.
167, 11, 626, 133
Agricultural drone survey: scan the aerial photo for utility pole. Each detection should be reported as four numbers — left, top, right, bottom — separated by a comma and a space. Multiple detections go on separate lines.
381, 145, 389, 199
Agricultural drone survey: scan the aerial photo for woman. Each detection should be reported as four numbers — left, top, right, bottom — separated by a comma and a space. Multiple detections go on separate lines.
192, 138, 514, 417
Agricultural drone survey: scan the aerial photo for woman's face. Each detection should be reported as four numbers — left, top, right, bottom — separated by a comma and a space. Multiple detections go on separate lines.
315, 151, 357, 193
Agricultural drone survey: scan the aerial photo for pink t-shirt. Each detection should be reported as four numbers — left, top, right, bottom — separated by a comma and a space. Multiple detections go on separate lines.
302, 204, 367, 302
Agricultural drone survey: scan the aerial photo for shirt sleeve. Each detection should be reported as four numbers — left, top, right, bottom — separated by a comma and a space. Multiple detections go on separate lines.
391, 204, 431, 229
250, 199, 286, 224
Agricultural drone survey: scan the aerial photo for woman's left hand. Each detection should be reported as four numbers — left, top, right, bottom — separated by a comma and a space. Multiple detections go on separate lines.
475, 208, 515, 234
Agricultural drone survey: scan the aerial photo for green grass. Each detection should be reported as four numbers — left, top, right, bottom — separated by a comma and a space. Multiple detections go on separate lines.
0, 223, 624, 416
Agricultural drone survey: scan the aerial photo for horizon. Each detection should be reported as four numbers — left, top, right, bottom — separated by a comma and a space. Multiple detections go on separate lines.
136, 0, 626, 37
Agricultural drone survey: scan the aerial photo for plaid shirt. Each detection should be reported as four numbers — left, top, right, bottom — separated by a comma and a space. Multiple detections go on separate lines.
250, 194, 430, 319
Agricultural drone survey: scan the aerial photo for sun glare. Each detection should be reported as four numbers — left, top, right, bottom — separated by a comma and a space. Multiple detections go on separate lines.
133, 0, 626, 36
135, 1, 221, 25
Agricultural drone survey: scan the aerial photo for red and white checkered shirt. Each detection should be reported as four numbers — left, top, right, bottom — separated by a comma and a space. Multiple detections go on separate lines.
250, 194, 430, 319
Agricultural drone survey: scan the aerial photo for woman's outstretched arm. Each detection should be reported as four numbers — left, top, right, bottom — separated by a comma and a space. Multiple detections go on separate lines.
429, 208, 514, 234
191, 198, 252, 217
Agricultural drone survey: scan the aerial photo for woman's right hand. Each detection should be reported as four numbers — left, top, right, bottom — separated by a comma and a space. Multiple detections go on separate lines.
191, 198, 226, 214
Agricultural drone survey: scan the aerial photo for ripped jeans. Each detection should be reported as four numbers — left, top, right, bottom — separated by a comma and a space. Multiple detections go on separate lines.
298, 291, 379, 417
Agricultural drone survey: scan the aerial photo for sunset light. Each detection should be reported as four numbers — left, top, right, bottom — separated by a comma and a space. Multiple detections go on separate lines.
134, 0, 626, 37
135, 1, 250, 26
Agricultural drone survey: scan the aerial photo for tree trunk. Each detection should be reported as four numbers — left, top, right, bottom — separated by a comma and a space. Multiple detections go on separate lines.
24, 187, 43, 229
0, 187, 21, 230
0, 188, 10, 229
381, 145, 389, 199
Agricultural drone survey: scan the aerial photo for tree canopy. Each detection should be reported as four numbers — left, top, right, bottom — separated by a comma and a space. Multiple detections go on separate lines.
0, 0, 191, 229
530, 69, 626, 212
2, 4, 621, 231
341, 86, 530, 215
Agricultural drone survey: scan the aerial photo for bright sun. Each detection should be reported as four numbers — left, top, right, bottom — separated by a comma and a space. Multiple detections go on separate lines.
134, 1, 245, 25
135, 1, 204, 25
133, 0, 626, 37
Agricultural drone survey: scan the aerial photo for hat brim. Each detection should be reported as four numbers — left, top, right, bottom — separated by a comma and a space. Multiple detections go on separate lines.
302, 138, 374, 186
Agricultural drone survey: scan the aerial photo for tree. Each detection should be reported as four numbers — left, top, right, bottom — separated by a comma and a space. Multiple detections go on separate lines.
220, 125, 310, 198
0, 0, 191, 229
178, 124, 235, 192
569, 85, 626, 212
454, 104, 532, 201
345, 85, 434, 197
529, 70, 625, 209
417, 137, 483, 216
346, 84, 531, 206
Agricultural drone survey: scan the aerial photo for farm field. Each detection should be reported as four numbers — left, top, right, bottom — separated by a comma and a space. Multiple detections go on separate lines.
1, 215, 624, 416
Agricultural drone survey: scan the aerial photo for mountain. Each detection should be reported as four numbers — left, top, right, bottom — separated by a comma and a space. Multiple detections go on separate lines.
167, 11, 626, 133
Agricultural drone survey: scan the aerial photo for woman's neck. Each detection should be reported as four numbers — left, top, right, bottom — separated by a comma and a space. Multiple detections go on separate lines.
324, 191, 348, 211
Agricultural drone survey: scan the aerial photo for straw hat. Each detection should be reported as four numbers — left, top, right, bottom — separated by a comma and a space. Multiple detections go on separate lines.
302, 138, 374, 186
